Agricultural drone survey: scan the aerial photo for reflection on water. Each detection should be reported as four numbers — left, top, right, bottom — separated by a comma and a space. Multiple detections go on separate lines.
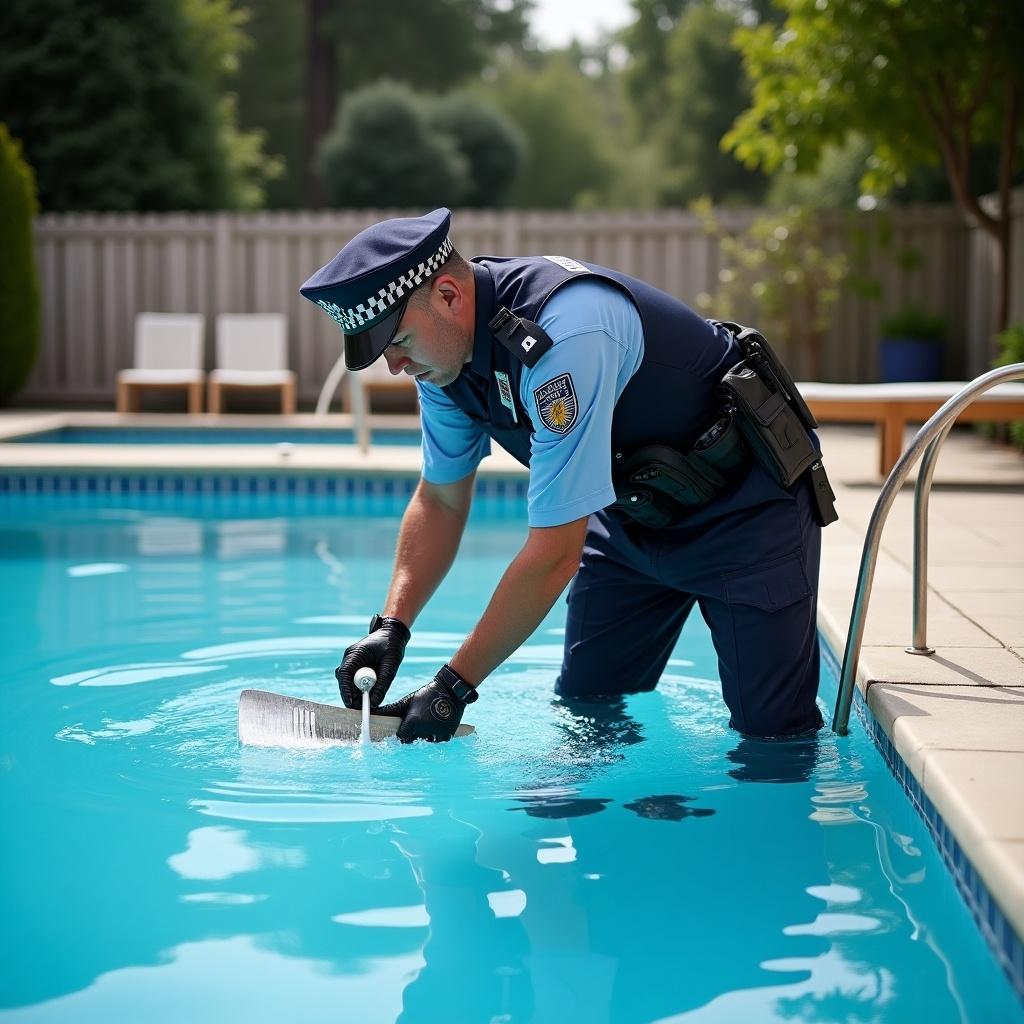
0, 504, 1020, 1023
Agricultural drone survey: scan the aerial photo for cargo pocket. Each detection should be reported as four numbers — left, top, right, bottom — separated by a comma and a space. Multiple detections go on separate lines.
722, 552, 810, 612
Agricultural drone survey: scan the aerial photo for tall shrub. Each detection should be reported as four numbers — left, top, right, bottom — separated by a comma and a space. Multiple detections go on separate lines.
0, 124, 40, 404
318, 81, 469, 209
426, 93, 524, 208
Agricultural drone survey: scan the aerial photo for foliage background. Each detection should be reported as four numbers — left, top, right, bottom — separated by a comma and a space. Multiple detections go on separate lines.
0, 124, 41, 404
4, 0, 1018, 215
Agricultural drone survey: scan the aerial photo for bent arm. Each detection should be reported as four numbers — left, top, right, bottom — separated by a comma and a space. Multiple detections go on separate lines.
383, 474, 475, 627
449, 516, 589, 686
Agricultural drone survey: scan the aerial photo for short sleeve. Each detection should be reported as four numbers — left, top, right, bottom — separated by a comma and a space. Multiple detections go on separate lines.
417, 380, 491, 483
522, 280, 644, 527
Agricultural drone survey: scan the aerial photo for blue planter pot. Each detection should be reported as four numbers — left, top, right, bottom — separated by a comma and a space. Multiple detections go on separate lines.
879, 336, 944, 382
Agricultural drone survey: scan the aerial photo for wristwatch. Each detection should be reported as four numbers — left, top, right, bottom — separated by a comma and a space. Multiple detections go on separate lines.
437, 663, 479, 704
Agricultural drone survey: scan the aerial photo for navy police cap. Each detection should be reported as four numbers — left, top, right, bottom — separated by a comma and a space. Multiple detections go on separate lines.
299, 208, 453, 371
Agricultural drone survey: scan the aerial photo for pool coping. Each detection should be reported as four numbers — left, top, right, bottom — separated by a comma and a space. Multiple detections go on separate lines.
0, 410, 525, 478
2, 410, 1023, 996
815, 459, 1024, 1000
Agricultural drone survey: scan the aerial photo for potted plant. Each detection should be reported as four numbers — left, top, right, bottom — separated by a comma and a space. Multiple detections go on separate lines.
879, 307, 947, 382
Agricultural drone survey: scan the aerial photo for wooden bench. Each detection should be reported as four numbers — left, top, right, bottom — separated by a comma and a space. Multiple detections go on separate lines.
798, 381, 1024, 475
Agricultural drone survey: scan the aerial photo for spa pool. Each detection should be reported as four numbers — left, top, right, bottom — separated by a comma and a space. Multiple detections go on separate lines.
0, 489, 1020, 1023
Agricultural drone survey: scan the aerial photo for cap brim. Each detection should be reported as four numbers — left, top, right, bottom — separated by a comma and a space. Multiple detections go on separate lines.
343, 301, 407, 371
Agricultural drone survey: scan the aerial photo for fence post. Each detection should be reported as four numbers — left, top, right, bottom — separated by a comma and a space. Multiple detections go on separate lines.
211, 214, 233, 369
502, 211, 518, 256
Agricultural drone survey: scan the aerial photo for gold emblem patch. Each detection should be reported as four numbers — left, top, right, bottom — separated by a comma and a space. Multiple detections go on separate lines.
533, 373, 578, 434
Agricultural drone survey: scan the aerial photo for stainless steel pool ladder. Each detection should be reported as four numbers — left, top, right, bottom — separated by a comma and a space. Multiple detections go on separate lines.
315, 352, 371, 451
832, 362, 1024, 735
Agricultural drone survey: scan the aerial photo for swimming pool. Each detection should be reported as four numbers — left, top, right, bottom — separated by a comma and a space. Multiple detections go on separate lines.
5, 426, 422, 446
0, 492, 1020, 1023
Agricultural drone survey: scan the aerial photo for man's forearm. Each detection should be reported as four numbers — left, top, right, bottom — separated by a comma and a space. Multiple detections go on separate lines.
450, 518, 588, 685
383, 480, 471, 626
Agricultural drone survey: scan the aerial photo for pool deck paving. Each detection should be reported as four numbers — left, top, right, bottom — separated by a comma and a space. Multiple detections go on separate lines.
2, 410, 1023, 949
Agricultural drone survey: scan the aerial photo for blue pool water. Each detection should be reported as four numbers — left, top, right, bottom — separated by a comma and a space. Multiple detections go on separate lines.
6, 427, 422, 446
0, 493, 1020, 1023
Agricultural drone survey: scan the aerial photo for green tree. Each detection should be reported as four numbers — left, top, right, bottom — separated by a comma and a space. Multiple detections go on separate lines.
725, 0, 1024, 335
427, 94, 525, 208
234, 0, 304, 207
0, 125, 41, 404
300, 0, 534, 204
480, 55, 617, 208
622, 0, 779, 137
181, 0, 284, 209
318, 81, 470, 208
655, 4, 767, 204
0, 0, 232, 210
622, 0, 691, 129
325, 0, 533, 91
766, 133, 874, 210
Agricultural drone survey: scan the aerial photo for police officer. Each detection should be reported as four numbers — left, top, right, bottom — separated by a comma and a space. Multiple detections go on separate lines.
300, 208, 827, 744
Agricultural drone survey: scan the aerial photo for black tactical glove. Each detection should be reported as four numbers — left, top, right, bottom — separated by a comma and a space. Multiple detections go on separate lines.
335, 614, 410, 709
377, 664, 479, 744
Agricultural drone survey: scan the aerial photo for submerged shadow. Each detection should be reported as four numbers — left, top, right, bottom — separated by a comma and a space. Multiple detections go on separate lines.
509, 795, 613, 818
726, 732, 822, 784
623, 794, 715, 821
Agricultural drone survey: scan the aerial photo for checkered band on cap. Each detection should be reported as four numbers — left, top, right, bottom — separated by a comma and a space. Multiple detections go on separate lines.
315, 236, 454, 332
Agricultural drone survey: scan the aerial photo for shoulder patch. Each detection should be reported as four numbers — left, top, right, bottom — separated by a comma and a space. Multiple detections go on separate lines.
543, 255, 590, 275
533, 373, 578, 434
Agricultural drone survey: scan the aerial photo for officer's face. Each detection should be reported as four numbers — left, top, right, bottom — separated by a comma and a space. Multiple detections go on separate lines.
381, 277, 473, 387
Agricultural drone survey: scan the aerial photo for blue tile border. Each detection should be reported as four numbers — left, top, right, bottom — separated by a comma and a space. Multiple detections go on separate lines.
821, 637, 1024, 1002
0, 471, 529, 503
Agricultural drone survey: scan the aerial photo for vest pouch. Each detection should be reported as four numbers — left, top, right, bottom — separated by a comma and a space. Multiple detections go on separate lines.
718, 363, 817, 488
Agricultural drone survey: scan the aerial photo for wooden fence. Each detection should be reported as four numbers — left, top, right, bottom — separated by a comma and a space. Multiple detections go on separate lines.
23, 200, 1015, 405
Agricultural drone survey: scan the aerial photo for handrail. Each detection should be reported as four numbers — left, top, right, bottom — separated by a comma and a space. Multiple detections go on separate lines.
314, 351, 346, 417
832, 362, 1024, 734
314, 350, 370, 452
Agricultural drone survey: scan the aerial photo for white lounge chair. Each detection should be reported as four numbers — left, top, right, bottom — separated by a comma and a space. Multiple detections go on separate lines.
207, 314, 296, 414
116, 313, 206, 413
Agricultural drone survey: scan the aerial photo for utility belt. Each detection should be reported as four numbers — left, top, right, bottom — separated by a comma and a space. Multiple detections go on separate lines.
611, 323, 838, 529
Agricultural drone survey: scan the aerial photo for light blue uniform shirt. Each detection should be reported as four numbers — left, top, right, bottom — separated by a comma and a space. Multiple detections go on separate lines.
417, 278, 645, 527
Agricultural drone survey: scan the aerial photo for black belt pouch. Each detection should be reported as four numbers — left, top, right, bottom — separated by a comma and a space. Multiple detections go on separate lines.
718, 364, 817, 489
610, 412, 749, 528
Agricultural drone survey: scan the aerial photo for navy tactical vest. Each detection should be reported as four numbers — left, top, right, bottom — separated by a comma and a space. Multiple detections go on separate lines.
442, 256, 790, 522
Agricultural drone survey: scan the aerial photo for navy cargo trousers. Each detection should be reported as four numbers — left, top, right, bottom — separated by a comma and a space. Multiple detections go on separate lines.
554, 475, 823, 738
